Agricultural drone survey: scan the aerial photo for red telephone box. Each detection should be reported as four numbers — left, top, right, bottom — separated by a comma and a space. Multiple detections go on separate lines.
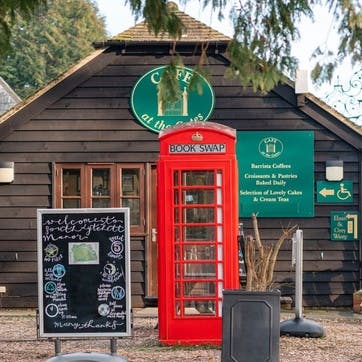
157, 122, 239, 345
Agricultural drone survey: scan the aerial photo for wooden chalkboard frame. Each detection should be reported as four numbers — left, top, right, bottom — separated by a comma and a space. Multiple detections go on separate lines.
37, 208, 131, 338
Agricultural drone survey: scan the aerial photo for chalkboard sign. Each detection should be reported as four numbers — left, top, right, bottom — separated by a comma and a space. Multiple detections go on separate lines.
37, 208, 131, 338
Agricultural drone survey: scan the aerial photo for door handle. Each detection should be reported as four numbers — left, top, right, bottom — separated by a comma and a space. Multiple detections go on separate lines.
151, 228, 157, 242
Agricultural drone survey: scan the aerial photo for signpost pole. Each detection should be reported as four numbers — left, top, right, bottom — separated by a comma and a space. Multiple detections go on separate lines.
295, 230, 303, 320
280, 229, 325, 338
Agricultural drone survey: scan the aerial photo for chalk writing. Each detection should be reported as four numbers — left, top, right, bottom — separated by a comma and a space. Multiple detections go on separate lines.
42, 215, 125, 243
53, 319, 125, 330
38, 209, 131, 337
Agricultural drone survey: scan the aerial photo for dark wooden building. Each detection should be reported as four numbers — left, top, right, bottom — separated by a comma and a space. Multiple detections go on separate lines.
0, 4, 361, 309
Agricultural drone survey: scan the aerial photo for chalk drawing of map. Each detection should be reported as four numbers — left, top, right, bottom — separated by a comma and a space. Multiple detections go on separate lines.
69, 242, 99, 265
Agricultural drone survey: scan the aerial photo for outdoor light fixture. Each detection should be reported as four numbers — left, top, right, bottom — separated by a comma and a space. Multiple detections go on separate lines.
0, 162, 14, 183
295, 69, 309, 107
295, 69, 309, 94
326, 160, 343, 181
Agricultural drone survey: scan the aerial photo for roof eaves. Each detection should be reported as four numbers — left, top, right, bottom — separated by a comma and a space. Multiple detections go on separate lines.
272, 76, 362, 142
0, 49, 104, 127
92, 39, 230, 55
0, 49, 115, 141
306, 92, 362, 136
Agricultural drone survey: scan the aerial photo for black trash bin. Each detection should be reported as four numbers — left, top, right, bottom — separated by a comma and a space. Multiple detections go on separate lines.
221, 290, 280, 362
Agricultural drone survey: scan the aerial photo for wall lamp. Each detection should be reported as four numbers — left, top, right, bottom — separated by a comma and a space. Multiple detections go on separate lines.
326, 160, 343, 181
0, 162, 14, 183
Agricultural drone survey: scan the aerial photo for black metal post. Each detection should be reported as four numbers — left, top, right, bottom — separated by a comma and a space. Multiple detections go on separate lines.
54, 338, 61, 356
110, 338, 117, 355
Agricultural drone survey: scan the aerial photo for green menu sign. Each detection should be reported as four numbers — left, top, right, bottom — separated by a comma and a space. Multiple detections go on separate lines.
237, 131, 314, 217
130, 66, 214, 133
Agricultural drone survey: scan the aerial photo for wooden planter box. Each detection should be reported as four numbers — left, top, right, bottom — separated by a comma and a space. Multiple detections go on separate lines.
222, 290, 280, 362
353, 290, 362, 314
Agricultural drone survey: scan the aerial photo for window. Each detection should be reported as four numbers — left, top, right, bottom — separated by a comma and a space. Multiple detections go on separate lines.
62, 167, 83, 208
54, 163, 145, 233
120, 168, 141, 226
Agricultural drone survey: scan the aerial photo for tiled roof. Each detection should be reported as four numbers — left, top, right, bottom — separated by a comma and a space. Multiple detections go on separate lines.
112, 2, 230, 43
0, 77, 21, 115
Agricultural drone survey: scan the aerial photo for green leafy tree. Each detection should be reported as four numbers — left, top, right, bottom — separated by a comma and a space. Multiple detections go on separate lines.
0, 0, 106, 98
128, 0, 362, 92
0, 0, 47, 58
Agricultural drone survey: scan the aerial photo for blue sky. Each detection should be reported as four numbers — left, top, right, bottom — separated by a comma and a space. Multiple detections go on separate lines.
94, 1, 358, 99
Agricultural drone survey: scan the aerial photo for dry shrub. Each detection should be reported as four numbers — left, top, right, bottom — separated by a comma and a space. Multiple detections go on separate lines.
245, 213, 297, 291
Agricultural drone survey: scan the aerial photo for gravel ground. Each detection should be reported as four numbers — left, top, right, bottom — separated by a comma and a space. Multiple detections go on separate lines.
0, 309, 361, 361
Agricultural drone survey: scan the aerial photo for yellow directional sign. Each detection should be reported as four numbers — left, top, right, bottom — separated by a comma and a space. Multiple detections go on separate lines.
330, 211, 359, 241
319, 188, 335, 197
317, 181, 353, 203
346, 213, 358, 239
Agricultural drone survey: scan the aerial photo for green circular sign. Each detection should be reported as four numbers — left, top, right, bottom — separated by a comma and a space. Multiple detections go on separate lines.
130, 66, 214, 133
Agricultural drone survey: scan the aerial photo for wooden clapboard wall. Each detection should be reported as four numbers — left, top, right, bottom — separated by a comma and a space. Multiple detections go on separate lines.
0, 47, 360, 308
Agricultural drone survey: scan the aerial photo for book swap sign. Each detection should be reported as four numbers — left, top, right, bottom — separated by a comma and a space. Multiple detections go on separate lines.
37, 208, 131, 338
237, 131, 314, 217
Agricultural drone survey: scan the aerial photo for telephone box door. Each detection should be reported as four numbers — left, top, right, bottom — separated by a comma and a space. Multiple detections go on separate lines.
157, 122, 239, 345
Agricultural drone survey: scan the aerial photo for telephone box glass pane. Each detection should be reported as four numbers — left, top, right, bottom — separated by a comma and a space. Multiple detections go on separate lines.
92, 169, 110, 196
175, 245, 181, 261
181, 171, 214, 185
218, 263, 223, 279
217, 226, 223, 242
174, 189, 180, 204
63, 169, 80, 196
183, 245, 215, 260
174, 208, 179, 223
218, 245, 223, 261
217, 187, 222, 204
175, 301, 181, 316
173, 171, 179, 186
184, 226, 215, 241
175, 281, 181, 297
185, 207, 214, 223
183, 190, 214, 204
184, 263, 216, 277
217, 207, 222, 222
184, 301, 216, 316
184, 281, 216, 296
174, 227, 180, 242
216, 171, 222, 186
175, 263, 181, 278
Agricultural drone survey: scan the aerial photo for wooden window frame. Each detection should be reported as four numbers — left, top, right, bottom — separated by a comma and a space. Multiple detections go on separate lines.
117, 164, 145, 234
53, 163, 145, 234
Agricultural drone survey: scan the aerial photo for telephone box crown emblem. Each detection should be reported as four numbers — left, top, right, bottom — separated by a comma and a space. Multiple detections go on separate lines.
192, 132, 203, 142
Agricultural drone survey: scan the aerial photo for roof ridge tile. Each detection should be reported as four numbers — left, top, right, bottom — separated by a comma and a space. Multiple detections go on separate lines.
112, 2, 231, 42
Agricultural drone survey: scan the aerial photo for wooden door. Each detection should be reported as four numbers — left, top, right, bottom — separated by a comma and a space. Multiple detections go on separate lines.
145, 164, 158, 304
